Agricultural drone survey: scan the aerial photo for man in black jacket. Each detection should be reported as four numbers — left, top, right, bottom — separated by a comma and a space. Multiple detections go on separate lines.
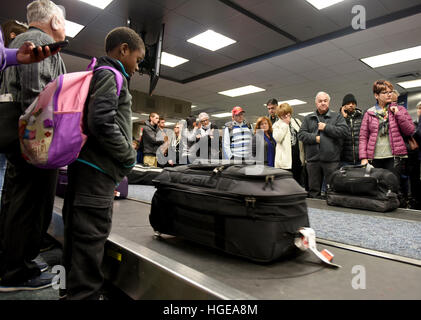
340, 93, 363, 166
266, 98, 279, 125
61, 27, 145, 300
143, 112, 167, 167
298, 91, 349, 198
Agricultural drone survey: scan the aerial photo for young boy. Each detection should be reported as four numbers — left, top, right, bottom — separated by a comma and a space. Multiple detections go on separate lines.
61, 27, 145, 300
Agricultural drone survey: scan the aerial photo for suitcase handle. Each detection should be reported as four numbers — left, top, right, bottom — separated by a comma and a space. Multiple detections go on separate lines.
340, 163, 374, 176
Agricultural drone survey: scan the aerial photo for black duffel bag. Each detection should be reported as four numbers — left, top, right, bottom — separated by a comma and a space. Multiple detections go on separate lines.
0, 101, 22, 153
327, 164, 400, 212
150, 162, 309, 263
329, 164, 398, 196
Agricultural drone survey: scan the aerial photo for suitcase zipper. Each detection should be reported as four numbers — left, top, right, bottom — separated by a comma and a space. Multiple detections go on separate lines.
162, 185, 306, 216
245, 197, 256, 208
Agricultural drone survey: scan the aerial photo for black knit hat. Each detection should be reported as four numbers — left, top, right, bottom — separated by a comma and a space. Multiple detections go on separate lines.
342, 93, 357, 106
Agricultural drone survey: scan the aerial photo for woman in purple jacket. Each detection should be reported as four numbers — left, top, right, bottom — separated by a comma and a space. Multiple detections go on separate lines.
359, 80, 415, 181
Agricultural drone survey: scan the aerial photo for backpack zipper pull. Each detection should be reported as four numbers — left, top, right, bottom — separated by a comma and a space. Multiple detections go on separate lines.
263, 175, 275, 190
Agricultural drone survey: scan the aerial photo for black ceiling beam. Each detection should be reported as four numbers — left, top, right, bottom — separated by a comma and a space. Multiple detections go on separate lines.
217, 0, 300, 43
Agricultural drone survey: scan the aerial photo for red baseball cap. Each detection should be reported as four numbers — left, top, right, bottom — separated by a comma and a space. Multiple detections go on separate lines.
232, 106, 245, 116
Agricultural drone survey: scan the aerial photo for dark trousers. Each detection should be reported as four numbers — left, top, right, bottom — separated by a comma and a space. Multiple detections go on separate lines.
407, 154, 421, 208
291, 145, 303, 186
0, 148, 57, 284
306, 161, 339, 198
62, 161, 115, 300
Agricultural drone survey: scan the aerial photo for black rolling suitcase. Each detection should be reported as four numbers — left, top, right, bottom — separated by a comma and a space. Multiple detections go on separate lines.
327, 164, 400, 212
150, 163, 310, 263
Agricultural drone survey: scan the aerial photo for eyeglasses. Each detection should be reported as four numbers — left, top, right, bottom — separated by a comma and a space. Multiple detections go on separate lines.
200, 119, 209, 123
282, 114, 291, 118
380, 91, 393, 95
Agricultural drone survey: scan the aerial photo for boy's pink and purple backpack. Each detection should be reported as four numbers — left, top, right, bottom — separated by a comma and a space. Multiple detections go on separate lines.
19, 58, 123, 169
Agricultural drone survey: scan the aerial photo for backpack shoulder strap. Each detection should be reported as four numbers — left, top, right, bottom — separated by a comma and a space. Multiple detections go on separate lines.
94, 66, 124, 97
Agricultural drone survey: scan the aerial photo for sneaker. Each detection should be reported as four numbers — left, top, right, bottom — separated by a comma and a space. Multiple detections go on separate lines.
33, 255, 49, 273
0, 272, 56, 292
58, 288, 67, 300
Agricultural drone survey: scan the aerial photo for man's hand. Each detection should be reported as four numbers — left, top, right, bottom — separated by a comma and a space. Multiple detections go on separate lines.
316, 136, 320, 144
163, 135, 169, 142
16, 41, 59, 65
318, 122, 326, 131
361, 159, 368, 165
341, 108, 348, 118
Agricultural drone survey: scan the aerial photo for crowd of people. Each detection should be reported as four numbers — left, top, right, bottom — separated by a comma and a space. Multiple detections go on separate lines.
0, 0, 421, 301
136, 86, 421, 210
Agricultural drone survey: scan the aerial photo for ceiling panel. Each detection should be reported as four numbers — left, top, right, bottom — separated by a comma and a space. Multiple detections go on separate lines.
306, 49, 355, 67
3, 0, 421, 125
173, 0, 240, 26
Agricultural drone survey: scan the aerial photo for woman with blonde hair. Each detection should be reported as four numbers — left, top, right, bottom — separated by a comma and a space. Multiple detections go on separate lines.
273, 103, 292, 170
252, 116, 276, 166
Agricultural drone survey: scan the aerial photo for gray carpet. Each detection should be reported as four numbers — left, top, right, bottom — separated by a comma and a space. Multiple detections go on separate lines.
128, 185, 156, 203
308, 207, 421, 260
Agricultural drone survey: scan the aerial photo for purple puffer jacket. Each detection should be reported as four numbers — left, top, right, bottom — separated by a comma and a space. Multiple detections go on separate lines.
359, 105, 415, 160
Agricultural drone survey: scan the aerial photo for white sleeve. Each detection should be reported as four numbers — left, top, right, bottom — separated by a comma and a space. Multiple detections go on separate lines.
223, 127, 232, 160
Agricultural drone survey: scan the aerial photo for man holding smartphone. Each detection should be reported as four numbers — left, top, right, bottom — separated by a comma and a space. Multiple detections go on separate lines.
0, 0, 67, 292
340, 93, 363, 166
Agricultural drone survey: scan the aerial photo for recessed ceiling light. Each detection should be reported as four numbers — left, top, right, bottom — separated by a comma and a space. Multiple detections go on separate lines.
279, 99, 307, 106
361, 45, 421, 68
191, 105, 197, 108
65, 20, 85, 38
131, 117, 139, 120
305, 0, 345, 10
78, 0, 114, 9
397, 79, 421, 89
187, 30, 236, 51
218, 85, 265, 97
140, 113, 149, 116
161, 52, 189, 68
164, 122, 176, 126
212, 112, 233, 118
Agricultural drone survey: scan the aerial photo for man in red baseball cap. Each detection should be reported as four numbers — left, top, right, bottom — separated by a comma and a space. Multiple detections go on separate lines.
223, 106, 252, 161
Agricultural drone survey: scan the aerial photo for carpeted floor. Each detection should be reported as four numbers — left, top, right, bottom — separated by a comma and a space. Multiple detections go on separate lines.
308, 207, 421, 260
127, 185, 156, 203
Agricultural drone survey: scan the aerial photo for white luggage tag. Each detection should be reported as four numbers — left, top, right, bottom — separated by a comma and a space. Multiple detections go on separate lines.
295, 227, 342, 268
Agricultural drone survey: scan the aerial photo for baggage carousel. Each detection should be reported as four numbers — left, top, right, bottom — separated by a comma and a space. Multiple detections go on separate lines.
51, 194, 421, 300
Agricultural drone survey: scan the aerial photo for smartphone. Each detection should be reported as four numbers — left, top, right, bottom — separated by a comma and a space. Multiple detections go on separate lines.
32, 40, 69, 55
